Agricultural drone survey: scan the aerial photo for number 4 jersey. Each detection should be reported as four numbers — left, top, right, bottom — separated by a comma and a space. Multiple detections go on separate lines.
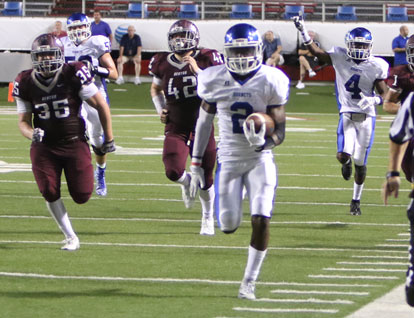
13, 62, 95, 145
328, 46, 389, 116
149, 49, 223, 134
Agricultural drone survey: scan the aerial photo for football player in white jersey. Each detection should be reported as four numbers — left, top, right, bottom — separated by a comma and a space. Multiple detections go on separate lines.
293, 16, 388, 216
62, 13, 118, 196
189, 23, 289, 300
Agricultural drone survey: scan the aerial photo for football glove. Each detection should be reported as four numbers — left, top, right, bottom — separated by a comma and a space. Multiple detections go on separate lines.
189, 164, 205, 199
292, 14, 312, 44
80, 59, 94, 77
243, 120, 266, 148
100, 139, 116, 154
32, 128, 44, 143
358, 92, 382, 111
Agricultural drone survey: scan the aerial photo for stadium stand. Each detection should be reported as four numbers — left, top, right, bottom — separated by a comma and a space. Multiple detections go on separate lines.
387, 6, 408, 22
178, 4, 200, 19
229, 4, 253, 19
2, 1, 23, 16
335, 6, 357, 21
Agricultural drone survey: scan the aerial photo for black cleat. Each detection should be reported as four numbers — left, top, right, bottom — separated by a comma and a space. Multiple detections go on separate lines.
341, 159, 352, 180
407, 267, 414, 307
350, 199, 361, 216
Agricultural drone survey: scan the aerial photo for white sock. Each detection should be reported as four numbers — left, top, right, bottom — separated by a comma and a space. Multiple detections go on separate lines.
199, 186, 214, 219
243, 245, 267, 282
176, 171, 191, 186
97, 162, 106, 169
353, 182, 364, 201
46, 198, 76, 239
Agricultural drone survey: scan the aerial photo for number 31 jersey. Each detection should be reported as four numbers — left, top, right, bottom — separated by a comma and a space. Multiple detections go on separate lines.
149, 49, 223, 133
328, 46, 388, 116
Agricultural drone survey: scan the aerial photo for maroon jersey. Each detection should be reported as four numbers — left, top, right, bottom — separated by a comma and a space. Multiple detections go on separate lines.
13, 62, 93, 145
149, 48, 223, 134
386, 64, 414, 103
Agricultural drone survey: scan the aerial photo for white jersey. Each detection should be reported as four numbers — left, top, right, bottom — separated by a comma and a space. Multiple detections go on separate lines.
198, 64, 289, 163
328, 46, 389, 116
61, 35, 111, 92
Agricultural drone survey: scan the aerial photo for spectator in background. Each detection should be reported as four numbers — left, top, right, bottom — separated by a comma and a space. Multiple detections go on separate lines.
115, 25, 142, 85
296, 30, 319, 89
51, 21, 67, 39
263, 30, 284, 67
392, 25, 409, 66
91, 10, 113, 44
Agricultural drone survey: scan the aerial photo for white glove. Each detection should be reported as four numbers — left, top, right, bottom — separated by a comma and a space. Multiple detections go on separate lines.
189, 164, 205, 199
357, 92, 382, 111
292, 14, 312, 43
243, 120, 266, 148
32, 128, 44, 143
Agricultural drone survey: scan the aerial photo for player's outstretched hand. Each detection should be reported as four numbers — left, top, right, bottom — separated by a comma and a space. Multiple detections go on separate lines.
32, 128, 44, 143
358, 92, 375, 110
160, 109, 169, 124
381, 176, 400, 205
243, 120, 266, 148
190, 165, 205, 199
292, 14, 305, 32
101, 139, 116, 154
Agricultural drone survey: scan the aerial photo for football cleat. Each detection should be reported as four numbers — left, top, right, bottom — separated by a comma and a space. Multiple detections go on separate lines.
200, 217, 215, 236
95, 166, 107, 196
61, 236, 80, 251
350, 199, 361, 216
238, 279, 256, 300
407, 267, 414, 307
341, 159, 352, 180
296, 81, 305, 89
181, 184, 194, 209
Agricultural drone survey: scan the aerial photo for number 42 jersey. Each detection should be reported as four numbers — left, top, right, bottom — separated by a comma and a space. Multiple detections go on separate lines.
149, 49, 223, 133
328, 46, 389, 117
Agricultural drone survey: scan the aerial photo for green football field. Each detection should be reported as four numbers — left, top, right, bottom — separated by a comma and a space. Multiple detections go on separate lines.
0, 82, 411, 318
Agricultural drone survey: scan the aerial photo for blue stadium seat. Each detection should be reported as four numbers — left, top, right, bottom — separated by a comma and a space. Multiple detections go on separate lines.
335, 6, 357, 21
230, 4, 253, 19
178, 4, 199, 19
283, 5, 305, 20
387, 7, 408, 22
2, 2, 23, 16
127, 3, 148, 18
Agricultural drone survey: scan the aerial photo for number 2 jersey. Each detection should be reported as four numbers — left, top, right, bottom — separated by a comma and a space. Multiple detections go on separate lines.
149, 49, 223, 135
328, 46, 389, 116
197, 64, 290, 163
13, 62, 96, 145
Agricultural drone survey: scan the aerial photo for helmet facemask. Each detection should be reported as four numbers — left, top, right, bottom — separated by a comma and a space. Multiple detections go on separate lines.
406, 39, 414, 67
346, 40, 372, 60
67, 20, 91, 45
224, 39, 263, 75
31, 38, 64, 77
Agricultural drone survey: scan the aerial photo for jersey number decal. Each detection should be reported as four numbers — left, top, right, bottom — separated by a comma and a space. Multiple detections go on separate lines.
35, 99, 70, 120
76, 65, 93, 84
230, 102, 253, 134
168, 76, 197, 99
344, 74, 362, 99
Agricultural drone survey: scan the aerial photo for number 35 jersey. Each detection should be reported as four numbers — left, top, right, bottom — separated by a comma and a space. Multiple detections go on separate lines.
149, 49, 223, 134
328, 46, 388, 116
13, 62, 94, 145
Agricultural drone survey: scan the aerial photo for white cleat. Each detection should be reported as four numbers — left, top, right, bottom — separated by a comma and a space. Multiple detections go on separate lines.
308, 69, 317, 78
238, 280, 256, 300
200, 217, 215, 236
115, 76, 124, 85
61, 236, 80, 251
181, 184, 194, 209
134, 77, 142, 85
296, 81, 305, 89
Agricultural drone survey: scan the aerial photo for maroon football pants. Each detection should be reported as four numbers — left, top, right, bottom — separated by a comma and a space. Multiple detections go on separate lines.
162, 129, 216, 190
30, 140, 93, 203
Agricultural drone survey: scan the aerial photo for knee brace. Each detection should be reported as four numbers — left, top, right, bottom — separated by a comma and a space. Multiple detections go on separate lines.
355, 165, 367, 185
337, 152, 351, 165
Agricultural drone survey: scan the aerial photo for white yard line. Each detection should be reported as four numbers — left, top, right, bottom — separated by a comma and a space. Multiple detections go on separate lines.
270, 289, 369, 296
256, 297, 353, 304
309, 274, 399, 280
337, 261, 408, 266
352, 255, 409, 260
323, 267, 406, 273
233, 307, 338, 314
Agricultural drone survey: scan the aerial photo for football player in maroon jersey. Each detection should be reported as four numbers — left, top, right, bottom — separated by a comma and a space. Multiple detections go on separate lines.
149, 19, 223, 235
14, 34, 115, 251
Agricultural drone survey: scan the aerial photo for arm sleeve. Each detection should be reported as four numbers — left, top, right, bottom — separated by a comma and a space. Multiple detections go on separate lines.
15, 97, 32, 114
390, 92, 414, 144
193, 106, 215, 159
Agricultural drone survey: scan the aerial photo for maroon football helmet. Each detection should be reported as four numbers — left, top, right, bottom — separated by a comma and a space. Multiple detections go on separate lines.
31, 33, 64, 77
406, 35, 414, 67
167, 19, 200, 54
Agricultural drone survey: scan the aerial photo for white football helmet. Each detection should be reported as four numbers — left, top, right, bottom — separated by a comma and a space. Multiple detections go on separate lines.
67, 12, 91, 46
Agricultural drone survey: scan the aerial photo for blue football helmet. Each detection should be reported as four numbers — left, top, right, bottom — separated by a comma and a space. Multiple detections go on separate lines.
345, 27, 373, 60
67, 13, 91, 46
31, 33, 64, 77
223, 23, 263, 75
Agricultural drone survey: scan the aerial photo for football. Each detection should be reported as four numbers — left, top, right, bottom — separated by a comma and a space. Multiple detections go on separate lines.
245, 112, 275, 137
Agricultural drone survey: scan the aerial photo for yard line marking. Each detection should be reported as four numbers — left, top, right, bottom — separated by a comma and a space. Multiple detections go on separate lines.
323, 267, 406, 273
375, 244, 408, 248
398, 233, 410, 236
0, 239, 407, 255
233, 307, 338, 314
337, 261, 408, 266
270, 289, 369, 296
309, 274, 399, 280
256, 298, 353, 304
385, 239, 408, 242
351, 255, 408, 260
